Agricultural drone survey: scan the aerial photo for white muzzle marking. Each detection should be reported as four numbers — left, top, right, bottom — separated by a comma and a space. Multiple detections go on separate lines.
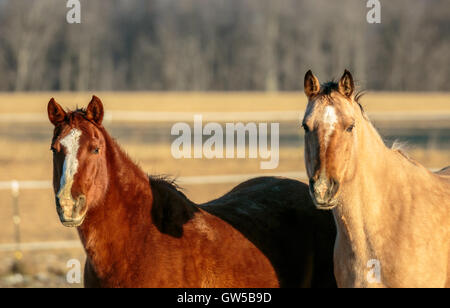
57, 128, 82, 207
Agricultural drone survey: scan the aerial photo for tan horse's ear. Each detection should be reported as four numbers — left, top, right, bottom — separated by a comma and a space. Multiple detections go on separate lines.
338, 69, 355, 98
304, 70, 321, 99
47, 98, 66, 126
86, 95, 104, 125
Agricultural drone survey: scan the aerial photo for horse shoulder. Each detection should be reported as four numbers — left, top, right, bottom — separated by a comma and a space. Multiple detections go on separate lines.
183, 209, 279, 287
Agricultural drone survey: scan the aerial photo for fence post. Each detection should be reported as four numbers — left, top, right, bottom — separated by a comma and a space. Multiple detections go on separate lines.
11, 180, 22, 261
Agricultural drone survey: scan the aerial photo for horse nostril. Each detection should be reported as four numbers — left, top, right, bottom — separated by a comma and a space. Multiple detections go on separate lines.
73, 195, 87, 217
328, 179, 339, 197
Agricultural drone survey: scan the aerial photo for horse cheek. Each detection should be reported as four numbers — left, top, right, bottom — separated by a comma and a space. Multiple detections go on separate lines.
88, 156, 108, 205
344, 135, 357, 180
78, 158, 97, 204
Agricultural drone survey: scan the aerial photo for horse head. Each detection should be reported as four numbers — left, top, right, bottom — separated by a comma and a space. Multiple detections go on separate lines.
302, 70, 364, 209
47, 96, 108, 227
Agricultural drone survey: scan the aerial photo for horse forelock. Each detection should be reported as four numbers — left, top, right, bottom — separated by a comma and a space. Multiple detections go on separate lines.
320, 81, 339, 95
314, 80, 368, 121
52, 111, 88, 136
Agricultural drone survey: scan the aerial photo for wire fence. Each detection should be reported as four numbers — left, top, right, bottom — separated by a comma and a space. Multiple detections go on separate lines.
0, 171, 307, 253
1, 110, 450, 124
1, 109, 448, 253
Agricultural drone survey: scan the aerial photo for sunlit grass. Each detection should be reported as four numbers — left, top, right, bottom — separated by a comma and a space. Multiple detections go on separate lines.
1, 92, 450, 113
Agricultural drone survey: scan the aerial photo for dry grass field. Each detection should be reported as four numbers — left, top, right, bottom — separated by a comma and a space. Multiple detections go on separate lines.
0, 92, 449, 287
1, 92, 450, 113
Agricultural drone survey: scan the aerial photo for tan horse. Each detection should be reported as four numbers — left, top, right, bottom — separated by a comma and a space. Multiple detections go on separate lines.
301, 70, 450, 288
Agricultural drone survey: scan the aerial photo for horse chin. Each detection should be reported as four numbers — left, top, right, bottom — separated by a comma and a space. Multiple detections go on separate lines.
309, 189, 339, 210
315, 203, 338, 210
61, 216, 85, 228
314, 198, 338, 210
59, 195, 88, 227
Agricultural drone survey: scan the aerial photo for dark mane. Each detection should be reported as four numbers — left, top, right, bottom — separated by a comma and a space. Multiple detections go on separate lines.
149, 175, 183, 192
354, 91, 368, 120
320, 81, 339, 95
321, 80, 368, 120
149, 175, 198, 238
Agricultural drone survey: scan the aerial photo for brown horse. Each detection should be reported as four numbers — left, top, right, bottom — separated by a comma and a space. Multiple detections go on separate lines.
47, 96, 336, 288
302, 70, 450, 288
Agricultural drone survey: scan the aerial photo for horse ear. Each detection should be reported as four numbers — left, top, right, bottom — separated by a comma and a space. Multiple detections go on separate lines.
47, 98, 66, 126
86, 95, 104, 125
338, 69, 355, 98
304, 70, 321, 99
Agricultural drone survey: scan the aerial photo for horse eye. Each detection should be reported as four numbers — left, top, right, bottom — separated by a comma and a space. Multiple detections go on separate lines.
346, 123, 355, 132
92, 148, 100, 154
302, 123, 310, 133
50, 147, 57, 153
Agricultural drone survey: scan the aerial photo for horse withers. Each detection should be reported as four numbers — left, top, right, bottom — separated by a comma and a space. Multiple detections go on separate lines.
47, 96, 336, 288
301, 70, 450, 287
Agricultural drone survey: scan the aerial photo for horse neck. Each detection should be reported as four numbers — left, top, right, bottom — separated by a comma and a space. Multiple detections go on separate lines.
77, 128, 154, 272
332, 118, 428, 257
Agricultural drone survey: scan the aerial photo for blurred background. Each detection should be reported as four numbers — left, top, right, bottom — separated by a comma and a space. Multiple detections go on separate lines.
0, 0, 449, 287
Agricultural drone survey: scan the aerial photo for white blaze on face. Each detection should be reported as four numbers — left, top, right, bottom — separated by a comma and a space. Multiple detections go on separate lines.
322, 106, 338, 149
57, 128, 82, 203
316, 105, 338, 182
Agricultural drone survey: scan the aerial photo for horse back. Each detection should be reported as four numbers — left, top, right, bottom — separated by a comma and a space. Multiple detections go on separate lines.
200, 177, 337, 288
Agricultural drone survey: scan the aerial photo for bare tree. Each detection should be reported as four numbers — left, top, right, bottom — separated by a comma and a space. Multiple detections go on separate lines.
0, 0, 449, 91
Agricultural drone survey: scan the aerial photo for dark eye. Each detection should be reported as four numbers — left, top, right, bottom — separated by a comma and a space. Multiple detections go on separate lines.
302, 123, 310, 133
92, 148, 100, 154
346, 123, 355, 132
50, 146, 57, 153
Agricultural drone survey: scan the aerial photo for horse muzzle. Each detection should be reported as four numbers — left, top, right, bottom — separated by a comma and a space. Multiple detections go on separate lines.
56, 195, 87, 227
309, 177, 340, 210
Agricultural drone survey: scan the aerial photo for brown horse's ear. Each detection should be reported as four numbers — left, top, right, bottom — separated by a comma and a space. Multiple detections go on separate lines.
47, 98, 66, 126
86, 95, 104, 125
338, 69, 355, 98
304, 70, 321, 99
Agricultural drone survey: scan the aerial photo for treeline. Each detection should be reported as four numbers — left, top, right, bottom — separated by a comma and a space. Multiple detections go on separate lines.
0, 0, 449, 92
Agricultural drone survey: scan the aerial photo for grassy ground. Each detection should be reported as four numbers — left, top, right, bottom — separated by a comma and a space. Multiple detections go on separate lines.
1, 92, 450, 113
